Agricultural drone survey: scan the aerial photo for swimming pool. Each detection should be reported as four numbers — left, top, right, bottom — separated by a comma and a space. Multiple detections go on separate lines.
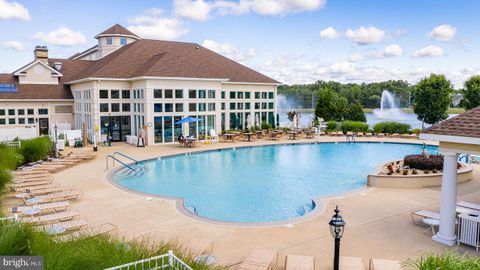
112, 142, 437, 224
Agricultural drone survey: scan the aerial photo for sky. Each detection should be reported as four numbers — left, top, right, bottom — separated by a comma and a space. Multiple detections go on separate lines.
1, 0, 479, 87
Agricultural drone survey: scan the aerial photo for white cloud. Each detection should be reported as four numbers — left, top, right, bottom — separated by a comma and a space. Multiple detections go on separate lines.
383, 44, 402, 57
345, 26, 385, 45
428, 24, 456, 41
128, 9, 188, 40
348, 53, 364, 62
201, 39, 256, 62
413, 45, 444, 58
0, 40, 24, 51
214, 0, 326, 17
173, 0, 212, 21
319, 27, 340, 39
34, 27, 86, 47
0, 0, 30, 21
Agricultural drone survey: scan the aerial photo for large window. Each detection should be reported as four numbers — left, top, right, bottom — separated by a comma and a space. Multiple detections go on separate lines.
106, 37, 113, 45
255, 92, 260, 99
154, 103, 162, 112
100, 90, 108, 99
154, 117, 163, 143
245, 92, 251, 99
100, 103, 109, 112
38, 108, 48, 115
0, 119, 5, 125
199, 90, 206, 99
111, 103, 120, 112
269, 92, 274, 99
189, 103, 196, 112
122, 103, 131, 112
230, 92, 236, 99
175, 103, 184, 112
221, 91, 225, 99
189, 90, 196, 98
268, 102, 274, 109
245, 103, 251, 109
18, 109, 24, 115
18, 118, 25, 124
208, 103, 215, 111
9, 118, 15, 124
165, 89, 173, 98
237, 103, 243, 110
27, 109, 34, 115
122, 90, 130, 99
230, 103, 236, 110
262, 92, 267, 99
28, 118, 34, 124
153, 89, 162, 98
8, 109, 14, 115
198, 103, 206, 112
208, 90, 215, 99
0, 110, 4, 116
175, 89, 183, 98
111, 90, 120, 99
120, 37, 127, 45
165, 103, 173, 112
238, 92, 244, 99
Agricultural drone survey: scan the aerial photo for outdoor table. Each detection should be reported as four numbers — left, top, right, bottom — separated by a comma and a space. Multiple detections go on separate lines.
46, 225, 66, 235
288, 131, 299, 140
184, 138, 197, 148
255, 131, 263, 139
243, 133, 253, 141
23, 207, 40, 216
223, 133, 235, 142
304, 131, 313, 138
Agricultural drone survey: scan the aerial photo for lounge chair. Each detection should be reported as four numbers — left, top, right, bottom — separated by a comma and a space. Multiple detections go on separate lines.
42, 218, 88, 235
457, 201, 480, 211
27, 186, 76, 196
14, 173, 52, 180
285, 255, 315, 270
14, 176, 53, 184
13, 183, 58, 192
14, 170, 50, 176
376, 133, 386, 138
238, 249, 278, 270
24, 190, 83, 204
389, 133, 400, 138
57, 223, 118, 242
369, 258, 401, 270
9, 201, 70, 214
365, 133, 373, 137
410, 210, 440, 225
340, 256, 365, 270
356, 132, 364, 137
11, 180, 53, 189
20, 210, 80, 225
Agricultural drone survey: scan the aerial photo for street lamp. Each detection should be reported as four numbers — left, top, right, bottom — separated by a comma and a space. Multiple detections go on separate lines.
53, 124, 58, 158
329, 205, 346, 270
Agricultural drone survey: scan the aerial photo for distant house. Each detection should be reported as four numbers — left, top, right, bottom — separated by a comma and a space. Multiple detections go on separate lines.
0, 24, 280, 144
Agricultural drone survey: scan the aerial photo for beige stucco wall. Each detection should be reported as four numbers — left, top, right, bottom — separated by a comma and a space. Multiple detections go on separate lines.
439, 141, 480, 155
18, 63, 59, 85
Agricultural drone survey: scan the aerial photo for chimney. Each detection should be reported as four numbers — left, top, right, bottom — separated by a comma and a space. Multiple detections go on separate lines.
34, 45, 48, 64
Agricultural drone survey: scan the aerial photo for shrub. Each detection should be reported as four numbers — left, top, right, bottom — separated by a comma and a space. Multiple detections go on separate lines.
373, 122, 411, 134
0, 168, 12, 194
411, 128, 421, 135
340, 121, 369, 133
261, 122, 272, 129
326, 121, 338, 131
0, 144, 23, 170
404, 154, 444, 170
20, 136, 52, 163
407, 251, 480, 270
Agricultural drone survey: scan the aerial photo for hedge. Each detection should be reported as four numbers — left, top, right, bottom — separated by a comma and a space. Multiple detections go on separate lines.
373, 122, 411, 134
326, 121, 338, 131
340, 121, 369, 133
20, 136, 52, 163
404, 154, 444, 170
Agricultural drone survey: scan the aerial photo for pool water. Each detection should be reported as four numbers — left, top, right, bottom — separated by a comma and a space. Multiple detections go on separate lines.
113, 143, 437, 223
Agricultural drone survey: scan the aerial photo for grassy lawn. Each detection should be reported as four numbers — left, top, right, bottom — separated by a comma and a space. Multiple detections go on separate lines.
287, 108, 465, 114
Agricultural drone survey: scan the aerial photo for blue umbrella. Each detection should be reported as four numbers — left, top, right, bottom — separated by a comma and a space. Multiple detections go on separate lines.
175, 117, 202, 124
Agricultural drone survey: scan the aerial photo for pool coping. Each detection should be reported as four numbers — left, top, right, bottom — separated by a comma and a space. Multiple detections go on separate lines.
106, 140, 436, 227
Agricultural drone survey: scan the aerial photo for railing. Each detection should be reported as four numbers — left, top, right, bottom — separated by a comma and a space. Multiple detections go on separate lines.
113, 152, 141, 165
2, 141, 21, 151
104, 251, 193, 270
106, 155, 136, 172
458, 154, 469, 163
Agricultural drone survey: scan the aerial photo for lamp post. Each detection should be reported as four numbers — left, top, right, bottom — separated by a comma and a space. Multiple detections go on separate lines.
329, 205, 346, 270
53, 124, 58, 158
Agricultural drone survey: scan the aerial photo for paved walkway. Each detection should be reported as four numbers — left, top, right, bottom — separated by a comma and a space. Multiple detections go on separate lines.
3, 136, 480, 269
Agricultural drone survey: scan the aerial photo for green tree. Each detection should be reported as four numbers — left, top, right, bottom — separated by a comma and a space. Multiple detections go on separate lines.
414, 74, 453, 125
331, 96, 349, 121
314, 86, 335, 121
463, 75, 480, 110
345, 103, 366, 122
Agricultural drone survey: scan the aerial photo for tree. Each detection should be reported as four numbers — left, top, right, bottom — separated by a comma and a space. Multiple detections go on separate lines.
331, 96, 349, 121
345, 103, 366, 122
414, 74, 453, 125
463, 75, 480, 110
314, 86, 335, 121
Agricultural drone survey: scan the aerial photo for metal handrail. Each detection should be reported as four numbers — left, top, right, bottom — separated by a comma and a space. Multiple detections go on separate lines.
104, 250, 193, 270
113, 152, 142, 165
106, 155, 135, 171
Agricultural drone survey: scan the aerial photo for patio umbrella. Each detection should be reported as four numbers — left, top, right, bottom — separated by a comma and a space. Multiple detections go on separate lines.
175, 117, 202, 124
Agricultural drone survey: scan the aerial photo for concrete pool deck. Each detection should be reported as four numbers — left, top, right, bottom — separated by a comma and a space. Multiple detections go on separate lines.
3, 136, 480, 269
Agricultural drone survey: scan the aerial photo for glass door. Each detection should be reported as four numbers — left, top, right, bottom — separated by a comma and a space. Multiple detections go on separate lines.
38, 118, 49, 135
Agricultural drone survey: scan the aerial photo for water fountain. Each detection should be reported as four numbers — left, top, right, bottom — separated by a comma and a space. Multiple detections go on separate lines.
372, 90, 407, 120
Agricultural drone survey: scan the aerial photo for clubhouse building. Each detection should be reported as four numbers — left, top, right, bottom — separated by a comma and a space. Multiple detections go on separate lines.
0, 24, 279, 144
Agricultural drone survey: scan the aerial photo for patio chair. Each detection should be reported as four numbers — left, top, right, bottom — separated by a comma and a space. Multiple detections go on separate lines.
42, 218, 89, 235
13, 183, 58, 193
25, 190, 83, 204
210, 129, 219, 143
20, 210, 80, 225
14, 170, 50, 176
14, 175, 53, 183
285, 254, 315, 270
340, 256, 365, 270
27, 186, 76, 196
11, 180, 54, 189
410, 210, 440, 225
457, 201, 480, 211
369, 258, 401, 270
9, 200, 70, 214
238, 249, 278, 270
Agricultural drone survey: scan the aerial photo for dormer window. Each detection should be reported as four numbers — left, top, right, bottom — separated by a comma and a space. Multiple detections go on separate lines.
120, 38, 127, 45
106, 37, 113, 45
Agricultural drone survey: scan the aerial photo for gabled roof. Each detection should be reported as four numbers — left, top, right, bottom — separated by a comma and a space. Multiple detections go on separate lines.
69, 44, 98, 60
13, 60, 63, 77
0, 59, 94, 100
95, 24, 140, 39
68, 39, 280, 84
421, 106, 480, 139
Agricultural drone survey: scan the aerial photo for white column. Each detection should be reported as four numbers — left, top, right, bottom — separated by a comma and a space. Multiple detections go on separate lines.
432, 151, 458, 246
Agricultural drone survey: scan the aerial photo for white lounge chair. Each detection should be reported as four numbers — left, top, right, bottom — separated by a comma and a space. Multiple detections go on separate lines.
42, 219, 88, 235
57, 223, 118, 242
340, 256, 365, 270
369, 258, 401, 270
410, 210, 440, 226
285, 255, 315, 270
457, 201, 480, 211
238, 249, 278, 270
20, 210, 80, 225
24, 190, 83, 204
210, 129, 219, 143
9, 201, 70, 214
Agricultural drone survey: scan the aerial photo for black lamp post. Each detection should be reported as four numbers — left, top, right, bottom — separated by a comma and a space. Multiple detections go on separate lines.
53, 124, 58, 158
329, 205, 346, 270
